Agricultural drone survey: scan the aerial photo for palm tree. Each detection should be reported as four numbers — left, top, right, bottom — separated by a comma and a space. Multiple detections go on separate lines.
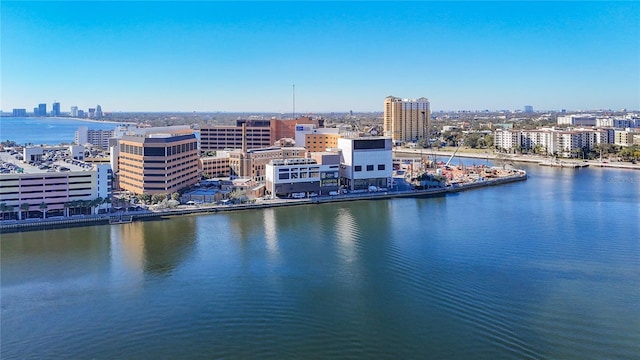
0, 203, 8, 220
83, 200, 92, 215
64, 201, 72, 217
0, 203, 11, 220
20, 203, 30, 220
39, 202, 48, 219
103, 197, 112, 213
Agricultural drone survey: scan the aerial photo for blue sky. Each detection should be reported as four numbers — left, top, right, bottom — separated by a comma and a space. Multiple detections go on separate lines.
2, 1, 639, 113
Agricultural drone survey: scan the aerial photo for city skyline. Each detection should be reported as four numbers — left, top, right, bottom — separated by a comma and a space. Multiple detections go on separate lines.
2, 1, 639, 113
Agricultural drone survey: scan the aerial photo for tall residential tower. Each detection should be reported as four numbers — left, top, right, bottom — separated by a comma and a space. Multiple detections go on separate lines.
383, 96, 430, 143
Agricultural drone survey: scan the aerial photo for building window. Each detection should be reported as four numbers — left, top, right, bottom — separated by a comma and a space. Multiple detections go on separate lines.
355, 165, 362, 172
366, 165, 374, 171
378, 164, 385, 170
279, 173, 289, 180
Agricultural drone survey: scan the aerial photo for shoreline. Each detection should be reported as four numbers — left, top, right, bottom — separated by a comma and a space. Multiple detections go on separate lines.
0, 172, 526, 234
4, 116, 135, 126
50, 117, 136, 125
393, 148, 640, 171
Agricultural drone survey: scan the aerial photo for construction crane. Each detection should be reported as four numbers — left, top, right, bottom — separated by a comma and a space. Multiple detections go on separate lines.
445, 143, 462, 167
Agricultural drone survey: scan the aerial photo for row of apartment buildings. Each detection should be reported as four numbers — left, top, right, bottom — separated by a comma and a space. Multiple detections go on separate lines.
494, 127, 639, 155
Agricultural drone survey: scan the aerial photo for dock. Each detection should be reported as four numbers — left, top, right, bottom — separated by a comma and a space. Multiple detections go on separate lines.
539, 161, 589, 168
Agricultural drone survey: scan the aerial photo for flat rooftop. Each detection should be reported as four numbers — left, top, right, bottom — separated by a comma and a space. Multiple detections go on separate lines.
0, 151, 94, 175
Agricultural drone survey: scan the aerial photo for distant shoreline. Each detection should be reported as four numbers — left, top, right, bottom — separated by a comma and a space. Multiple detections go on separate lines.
50, 117, 136, 125
3, 116, 135, 126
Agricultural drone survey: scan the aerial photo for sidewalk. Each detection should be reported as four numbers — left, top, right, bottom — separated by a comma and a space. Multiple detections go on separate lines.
393, 148, 640, 170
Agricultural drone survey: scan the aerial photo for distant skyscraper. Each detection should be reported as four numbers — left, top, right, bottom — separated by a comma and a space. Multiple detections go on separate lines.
88, 108, 96, 118
12, 109, 27, 117
71, 106, 78, 117
33, 107, 39, 116
96, 105, 103, 119
383, 96, 430, 143
52, 102, 61, 116
524, 105, 534, 113
38, 103, 47, 117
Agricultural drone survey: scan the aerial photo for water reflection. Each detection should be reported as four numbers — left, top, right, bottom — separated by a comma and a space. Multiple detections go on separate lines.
335, 206, 358, 262
1, 226, 111, 286
110, 223, 144, 284
262, 209, 279, 258
110, 217, 197, 276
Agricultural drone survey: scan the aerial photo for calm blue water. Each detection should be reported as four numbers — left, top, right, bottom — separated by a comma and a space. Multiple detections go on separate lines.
2, 164, 639, 359
0, 117, 127, 145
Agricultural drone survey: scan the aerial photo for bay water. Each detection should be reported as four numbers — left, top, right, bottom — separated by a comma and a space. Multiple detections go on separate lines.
0, 117, 127, 146
1, 163, 639, 359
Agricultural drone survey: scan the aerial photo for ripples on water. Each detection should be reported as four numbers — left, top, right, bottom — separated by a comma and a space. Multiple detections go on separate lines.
1, 166, 639, 359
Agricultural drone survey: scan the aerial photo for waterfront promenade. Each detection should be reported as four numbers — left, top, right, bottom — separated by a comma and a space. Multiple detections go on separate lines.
393, 148, 640, 170
0, 171, 526, 234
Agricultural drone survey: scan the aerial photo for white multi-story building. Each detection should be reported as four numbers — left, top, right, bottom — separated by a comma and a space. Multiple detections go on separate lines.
494, 129, 522, 151
265, 157, 341, 198
337, 137, 393, 191
496, 128, 613, 156
75, 126, 116, 149
557, 114, 596, 126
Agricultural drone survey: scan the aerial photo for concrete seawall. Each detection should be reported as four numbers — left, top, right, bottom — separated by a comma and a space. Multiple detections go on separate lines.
0, 173, 527, 234
393, 149, 640, 170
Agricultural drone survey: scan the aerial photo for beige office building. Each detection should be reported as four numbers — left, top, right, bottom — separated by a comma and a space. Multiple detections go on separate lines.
117, 126, 200, 195
229, 147, 307, 182
305, 133, 341, 152
383, 96, 430, 143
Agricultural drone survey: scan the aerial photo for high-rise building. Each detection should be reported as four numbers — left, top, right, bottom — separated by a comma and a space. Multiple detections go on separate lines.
75, 126, 115, 149
96, 105, 103, 119
52, 102, 61, 116
38, 103, 47, 117
12, 109, 27, 117
383, 96, 430, 143
524, 105, 534, 113
71, 106, 78, 117
117, 126, 200, 195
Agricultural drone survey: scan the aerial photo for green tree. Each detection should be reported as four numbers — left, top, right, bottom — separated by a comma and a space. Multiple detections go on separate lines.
571, 147, 584, 159
463, 133, 482, 149
20, 203, 30, 220
64, 202, 71, 217
39, 202, 48, 219
416, 138, 429, 148
103, 197, 112, 212
139, 193, 152, 204
484, 134, 494, 148
171, 192, 180, 201
0, 203, 9, 220
151, 193, 167, 204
